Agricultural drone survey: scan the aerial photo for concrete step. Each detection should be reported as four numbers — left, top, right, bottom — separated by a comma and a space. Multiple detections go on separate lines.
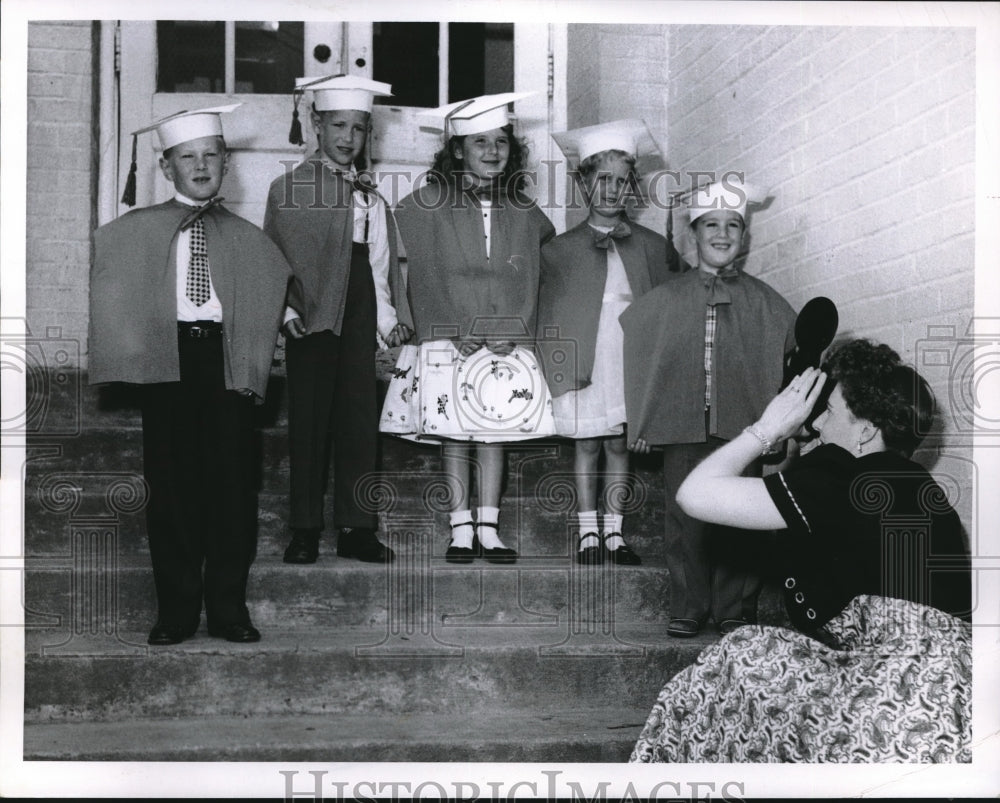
23, 624, 710, 723
23, 488, 669, 560
24, 552, 788, 632
25, 429, 666, 501
23, 707, 651, 762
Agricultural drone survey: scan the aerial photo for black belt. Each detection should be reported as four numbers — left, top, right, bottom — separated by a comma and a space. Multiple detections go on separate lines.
177, 321, 223, 339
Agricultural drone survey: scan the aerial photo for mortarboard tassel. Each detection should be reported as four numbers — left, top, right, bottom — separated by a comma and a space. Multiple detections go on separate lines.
120, 133, 138, 207
288, 89, 304, 146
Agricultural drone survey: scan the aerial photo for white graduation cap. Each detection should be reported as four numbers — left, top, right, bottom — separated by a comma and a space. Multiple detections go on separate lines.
287, 75, 392, 147
132, 103, 241, 153
688, 176, 767, 223
551, 119, 659, 167
120, 103, 240, 206
297, 74, 393, 113
419, 92, 534, 137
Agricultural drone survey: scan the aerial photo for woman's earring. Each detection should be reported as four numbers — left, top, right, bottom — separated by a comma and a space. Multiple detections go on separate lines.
856, 439, 864, 455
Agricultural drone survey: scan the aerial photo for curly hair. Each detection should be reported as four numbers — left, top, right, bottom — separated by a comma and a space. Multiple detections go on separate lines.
822, 339, 935, 457
427, 124, 530, 195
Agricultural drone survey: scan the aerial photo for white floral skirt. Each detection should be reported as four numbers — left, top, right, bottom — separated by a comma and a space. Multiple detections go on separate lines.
379, 340, 557, 443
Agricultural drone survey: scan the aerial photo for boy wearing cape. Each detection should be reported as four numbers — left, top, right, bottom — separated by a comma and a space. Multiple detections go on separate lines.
623, 177, 796, 638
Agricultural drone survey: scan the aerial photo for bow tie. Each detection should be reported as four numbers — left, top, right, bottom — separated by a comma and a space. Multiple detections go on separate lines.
592, 221, 631, 249
179, 197, 224, 231
701, 267, 740, 306
349, 172, 377, 196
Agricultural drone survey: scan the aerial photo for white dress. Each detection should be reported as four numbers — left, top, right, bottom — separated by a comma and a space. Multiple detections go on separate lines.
551, 233, 631, 438
380, 200, 556, 443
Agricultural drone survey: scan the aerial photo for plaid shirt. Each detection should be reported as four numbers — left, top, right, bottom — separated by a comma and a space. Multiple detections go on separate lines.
704, 304, 717, 409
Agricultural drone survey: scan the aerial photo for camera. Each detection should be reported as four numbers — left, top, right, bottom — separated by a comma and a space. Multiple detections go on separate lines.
915, 319, 1000, 443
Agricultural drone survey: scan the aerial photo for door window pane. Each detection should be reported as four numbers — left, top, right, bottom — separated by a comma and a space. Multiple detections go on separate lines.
157, 21, 225, 93
449, 23, 513, 101
372, 22, 439, 108
235, 22, 303, 94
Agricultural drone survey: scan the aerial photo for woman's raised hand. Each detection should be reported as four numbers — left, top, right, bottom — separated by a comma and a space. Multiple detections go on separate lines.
755, 367, 828, 445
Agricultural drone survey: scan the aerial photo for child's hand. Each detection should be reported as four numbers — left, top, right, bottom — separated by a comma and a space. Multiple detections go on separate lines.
628, 437, 651, 454
282, 317, 306, 340
457, 338, 484, 358
385, 323, 412, 347
486, 341, 516, 356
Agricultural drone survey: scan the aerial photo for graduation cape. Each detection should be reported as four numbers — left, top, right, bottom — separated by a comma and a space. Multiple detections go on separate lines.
537, 218, 670, 398
88, 200, 291, 400
394, 182, 556, 343
262, 153, 412, 336
620, 267, 796, 444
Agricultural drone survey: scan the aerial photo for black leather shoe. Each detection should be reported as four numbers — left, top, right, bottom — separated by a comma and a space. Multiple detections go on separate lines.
482, 545, 517, 564
445, 543, 476, 563
445, 521, 476, 564
666, 618, 702, 638
208, 622, 261, 643
336, 527, 395, 563
576, 532, 602, 565
477, 523, 517, 564
603, 533, 642, 566
147, 622, 193, 645
283, 528, 320, 564
718, 618, 748, 635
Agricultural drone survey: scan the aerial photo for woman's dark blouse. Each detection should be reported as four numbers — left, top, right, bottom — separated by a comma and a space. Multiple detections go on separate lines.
763, 444, 972, 632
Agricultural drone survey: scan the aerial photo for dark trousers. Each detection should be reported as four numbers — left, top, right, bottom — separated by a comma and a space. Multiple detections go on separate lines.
285, 244, 377, 531
662, 435, 764, 625
139, 332, 257, 631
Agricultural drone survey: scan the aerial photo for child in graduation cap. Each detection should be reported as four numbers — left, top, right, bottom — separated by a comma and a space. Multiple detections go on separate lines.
89, 105, 293, 645
263, 75, 413, 567
622, 177, 797, 638
536, 120, 671, 566
379, 93, 556, 563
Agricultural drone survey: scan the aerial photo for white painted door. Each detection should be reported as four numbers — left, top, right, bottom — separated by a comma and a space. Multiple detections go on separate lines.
110, 20, 565, 230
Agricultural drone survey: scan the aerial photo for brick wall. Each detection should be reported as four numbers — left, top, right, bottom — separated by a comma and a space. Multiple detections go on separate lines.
26, 21, 95, 365
565, 24, 669, 231
665, 24, 977, 529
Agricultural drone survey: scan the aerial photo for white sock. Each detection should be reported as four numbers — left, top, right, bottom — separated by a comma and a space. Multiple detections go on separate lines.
577, 510, 600, 550
602, 513, 625, 551
449, 510, 474, 549
476, 505, 506, 549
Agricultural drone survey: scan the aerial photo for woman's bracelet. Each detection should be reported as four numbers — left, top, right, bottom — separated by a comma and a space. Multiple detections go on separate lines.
743, 424, 781, 455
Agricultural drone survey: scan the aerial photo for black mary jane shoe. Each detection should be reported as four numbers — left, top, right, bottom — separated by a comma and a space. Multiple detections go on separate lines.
445, 521, 476, 564
283, 528, 320, 564
336, 527, 396, 563
477, 522, 517, 564
603, 533, 642, 566
207, 621, 262, 643
576, 532, 602, 565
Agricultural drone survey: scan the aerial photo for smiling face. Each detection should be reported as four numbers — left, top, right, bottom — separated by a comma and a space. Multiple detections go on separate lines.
453, 127, 511, 186
158, 136, 228, 202
312, 108, 370, 168
692, 209, 745, 272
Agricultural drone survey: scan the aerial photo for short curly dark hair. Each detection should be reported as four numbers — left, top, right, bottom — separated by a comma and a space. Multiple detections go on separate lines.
822, 339, 935, 457
427, 125, 530, 195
